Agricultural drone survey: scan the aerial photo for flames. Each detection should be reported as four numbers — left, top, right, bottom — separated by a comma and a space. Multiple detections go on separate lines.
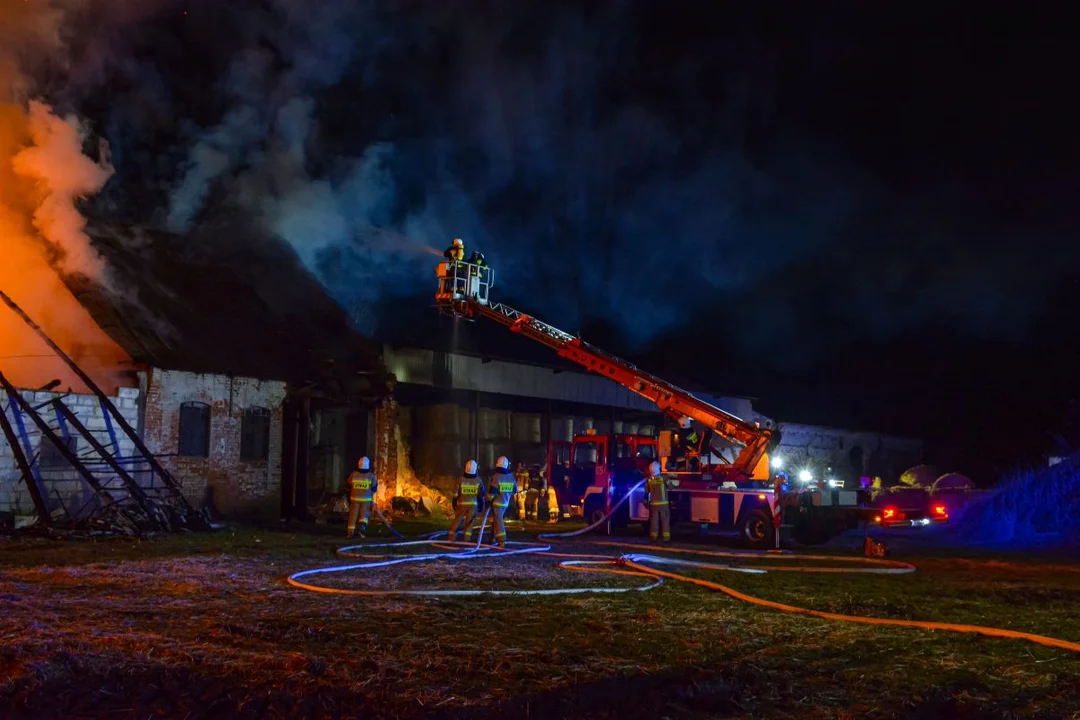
1, 1, 131, 394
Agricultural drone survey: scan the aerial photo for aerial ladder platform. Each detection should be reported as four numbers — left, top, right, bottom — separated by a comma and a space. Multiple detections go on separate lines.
435, 259, 868, 547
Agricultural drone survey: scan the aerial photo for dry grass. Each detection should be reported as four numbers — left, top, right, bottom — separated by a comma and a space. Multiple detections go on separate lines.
1, 524, 1079, 719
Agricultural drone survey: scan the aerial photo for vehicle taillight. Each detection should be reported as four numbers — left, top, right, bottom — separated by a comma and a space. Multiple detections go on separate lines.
933, 504, 947, 516
882, 507, 897, 520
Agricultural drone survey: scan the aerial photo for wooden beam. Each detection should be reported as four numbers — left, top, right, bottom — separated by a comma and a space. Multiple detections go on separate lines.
0, 398, 50, 526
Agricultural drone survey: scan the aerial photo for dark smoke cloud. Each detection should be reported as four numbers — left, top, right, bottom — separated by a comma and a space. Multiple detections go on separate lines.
37, 1, 1080, 361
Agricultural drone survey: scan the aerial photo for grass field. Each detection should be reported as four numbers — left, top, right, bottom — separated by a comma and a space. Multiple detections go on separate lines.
1, 520, 1078, 719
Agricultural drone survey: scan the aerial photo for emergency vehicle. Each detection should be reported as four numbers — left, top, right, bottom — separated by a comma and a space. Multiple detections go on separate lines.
435, 259, 871, 548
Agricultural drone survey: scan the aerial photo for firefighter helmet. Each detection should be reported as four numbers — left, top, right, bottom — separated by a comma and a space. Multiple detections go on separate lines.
678, 416, 691, 429
496, 456, 510, 470
649, 461, 661, 476
465, 459, 478, 475
452, 237, 463, 247
358, 456, 371, 471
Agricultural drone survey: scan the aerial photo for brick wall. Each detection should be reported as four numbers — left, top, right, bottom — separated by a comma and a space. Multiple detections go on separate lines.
0, 388, 140, 517
140, 369, 287, 519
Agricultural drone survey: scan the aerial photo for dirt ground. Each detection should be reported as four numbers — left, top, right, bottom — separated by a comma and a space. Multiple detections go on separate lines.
1, 520, 1078, 719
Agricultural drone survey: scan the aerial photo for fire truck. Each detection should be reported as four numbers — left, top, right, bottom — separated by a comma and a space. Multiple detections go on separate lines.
435, 260, 869, 547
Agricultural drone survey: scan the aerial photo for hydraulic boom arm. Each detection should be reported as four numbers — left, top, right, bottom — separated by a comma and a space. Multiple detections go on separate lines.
435, 261, 776, 479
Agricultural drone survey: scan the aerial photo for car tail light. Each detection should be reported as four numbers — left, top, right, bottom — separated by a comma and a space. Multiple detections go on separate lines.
882, 507, 897, 520
933, 504, 948, 517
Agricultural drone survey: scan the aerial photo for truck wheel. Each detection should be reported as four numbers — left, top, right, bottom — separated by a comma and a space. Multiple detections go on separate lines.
738, 509, 773, 550
583, 498, 608, 533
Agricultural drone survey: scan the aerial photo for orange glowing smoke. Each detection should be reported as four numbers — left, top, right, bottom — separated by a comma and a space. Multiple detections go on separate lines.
1, 0, 131, 394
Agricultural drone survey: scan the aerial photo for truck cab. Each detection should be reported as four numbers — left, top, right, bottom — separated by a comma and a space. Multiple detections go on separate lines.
572, 432, 659, 525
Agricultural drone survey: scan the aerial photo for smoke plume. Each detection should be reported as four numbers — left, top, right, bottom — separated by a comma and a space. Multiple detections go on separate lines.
0, 0, 130, 393
25, 1, 1080, 365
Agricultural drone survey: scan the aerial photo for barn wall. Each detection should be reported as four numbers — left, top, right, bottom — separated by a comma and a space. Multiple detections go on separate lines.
0, 388, 140, 518
140, 369, 287, 519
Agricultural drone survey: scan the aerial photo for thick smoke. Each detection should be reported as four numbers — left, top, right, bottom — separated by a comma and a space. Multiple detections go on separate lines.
0, 0, 130, 392
40, 1, 1080, 359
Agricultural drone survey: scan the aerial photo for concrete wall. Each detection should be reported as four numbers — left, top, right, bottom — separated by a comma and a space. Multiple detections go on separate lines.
0, 388, 140, 518
385, 345, 664, 411
774, 422, 923, 483
140, 369, 287, 519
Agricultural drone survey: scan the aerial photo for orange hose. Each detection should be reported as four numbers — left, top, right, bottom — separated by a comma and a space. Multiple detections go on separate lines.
587, 541, 916, 573
604, 559, 1080, 654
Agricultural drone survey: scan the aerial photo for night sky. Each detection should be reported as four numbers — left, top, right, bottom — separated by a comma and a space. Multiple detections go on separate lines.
28, 1, 1080, 481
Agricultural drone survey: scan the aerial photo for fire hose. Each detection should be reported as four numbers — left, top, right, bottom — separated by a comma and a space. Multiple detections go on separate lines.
288, 482, 1080, 654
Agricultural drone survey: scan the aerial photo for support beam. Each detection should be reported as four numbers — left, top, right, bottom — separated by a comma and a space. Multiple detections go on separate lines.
51, 400, 164, 530
0, 399, 50, 526
0, 371, 142, 536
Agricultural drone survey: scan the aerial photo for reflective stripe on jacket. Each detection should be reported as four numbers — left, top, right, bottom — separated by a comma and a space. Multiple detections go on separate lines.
457, 475, 484, 506
645, 475, 671, 506
489, 468, 518, 508
349, 471, 377, 502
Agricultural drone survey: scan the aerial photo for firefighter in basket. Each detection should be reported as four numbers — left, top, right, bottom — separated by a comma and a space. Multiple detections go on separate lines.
488, 456, 519, 548
346, 456, 378, 539
443, 237, 465, 264
449, 460, 485, 542
644, 461, 679, 543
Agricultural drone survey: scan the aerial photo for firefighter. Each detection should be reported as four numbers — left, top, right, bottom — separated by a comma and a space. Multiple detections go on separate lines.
514, 462, 531, 520
644, 460, 678, 543
545, 482, 560, 523
448, 460, 484, 542
531, 466, 548, 521
346, 456, 378, 539
488, 456, 518, 548
677, 416, 710, 471
443, 237, 465, 263
443, 238, 466, 293
467, 250, 486, 273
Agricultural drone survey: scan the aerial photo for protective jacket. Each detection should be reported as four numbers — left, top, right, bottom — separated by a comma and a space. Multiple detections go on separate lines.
444, 244, 464, 263
348, 470, 378, 503
645, 474, 672, 506
467, 251, 486, 275
489, 468, 519, 508
528, 471, 547, 491
456, 473, 485, 506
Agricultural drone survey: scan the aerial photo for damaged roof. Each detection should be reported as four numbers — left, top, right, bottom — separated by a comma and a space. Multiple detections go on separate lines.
68, 218, 389, 397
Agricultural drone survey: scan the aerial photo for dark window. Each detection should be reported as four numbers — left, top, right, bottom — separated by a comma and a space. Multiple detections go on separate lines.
40, 436, 78, 468
240, 406, 271, 461
573, 442, 598, 465
635, 444, 657, 460
178, 402, 211, 457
